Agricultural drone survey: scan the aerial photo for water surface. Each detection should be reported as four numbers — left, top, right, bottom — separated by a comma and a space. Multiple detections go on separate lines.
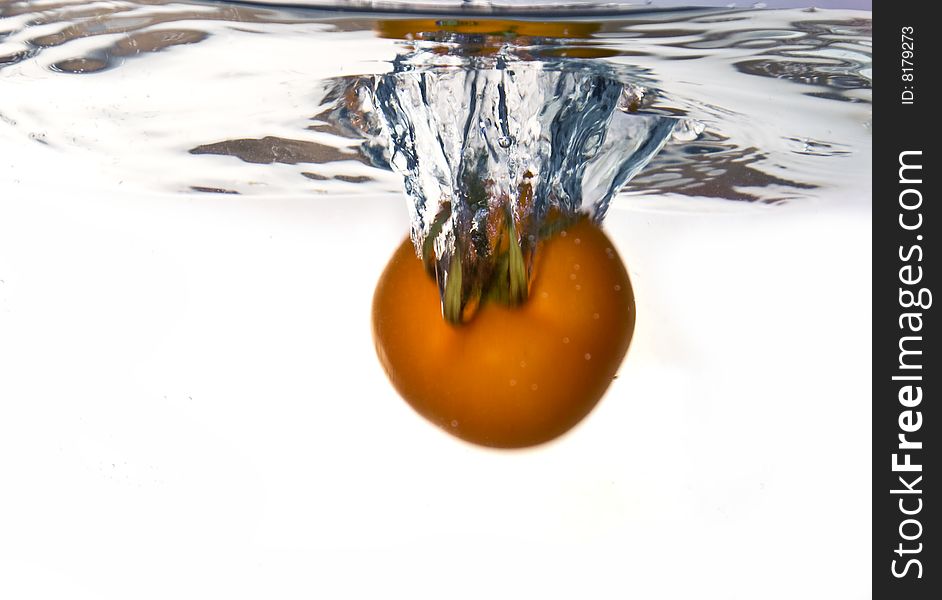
1, 0, 871, 207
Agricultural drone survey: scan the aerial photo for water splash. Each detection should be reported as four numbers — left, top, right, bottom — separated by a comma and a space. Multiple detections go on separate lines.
343, 46, 687, 318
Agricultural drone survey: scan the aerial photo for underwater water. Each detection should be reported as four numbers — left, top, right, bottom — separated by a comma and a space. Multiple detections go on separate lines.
1, 1, 870, 598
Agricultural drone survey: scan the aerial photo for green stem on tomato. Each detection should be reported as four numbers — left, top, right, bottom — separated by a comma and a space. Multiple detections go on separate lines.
506, 208, 527, 305
443, 251, 464, 324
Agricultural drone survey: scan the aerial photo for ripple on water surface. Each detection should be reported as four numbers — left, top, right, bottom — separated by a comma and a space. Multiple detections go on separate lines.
0, 0, 870, 206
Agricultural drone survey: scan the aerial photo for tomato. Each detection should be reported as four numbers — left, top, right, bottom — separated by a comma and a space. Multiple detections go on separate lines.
372, 218, 635, 448
375, 19, 600, 41
374, 19, 610, 58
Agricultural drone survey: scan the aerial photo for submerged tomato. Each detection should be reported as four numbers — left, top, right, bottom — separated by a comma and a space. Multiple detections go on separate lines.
375, 19, 600, 42
372, 219, 635, 448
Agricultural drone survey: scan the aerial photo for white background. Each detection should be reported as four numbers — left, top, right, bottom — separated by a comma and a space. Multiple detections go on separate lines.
0, 135, 871, 599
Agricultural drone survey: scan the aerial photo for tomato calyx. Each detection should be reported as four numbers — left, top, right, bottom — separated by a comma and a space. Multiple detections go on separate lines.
422, 168, 540, 324
426, 201, 582, 325
436, 205, 532, 325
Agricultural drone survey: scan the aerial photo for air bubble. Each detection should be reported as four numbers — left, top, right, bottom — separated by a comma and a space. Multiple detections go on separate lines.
584, 353, 592, 361
530, 383, 539, 391
672, 118, 705, 142
562, 337, 570, 344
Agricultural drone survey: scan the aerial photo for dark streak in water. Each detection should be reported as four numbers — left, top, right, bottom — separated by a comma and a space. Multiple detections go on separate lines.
333, 174, 373, 183
50, 56, 109, 74
0, 49, 35, 66
46, 29, 209, 74
190, 185, 241, 194
633, 131, 817, 202
190, 136, 370, 166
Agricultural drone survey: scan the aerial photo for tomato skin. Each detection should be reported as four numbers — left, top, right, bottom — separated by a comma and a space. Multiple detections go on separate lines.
372, 219, 635, 448
376, 19, 601, 41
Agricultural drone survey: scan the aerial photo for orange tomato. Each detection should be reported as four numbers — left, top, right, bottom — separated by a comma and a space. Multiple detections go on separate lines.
372, 218, 635, 448
374, 18, 609, 58
375, 19, 600, 41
